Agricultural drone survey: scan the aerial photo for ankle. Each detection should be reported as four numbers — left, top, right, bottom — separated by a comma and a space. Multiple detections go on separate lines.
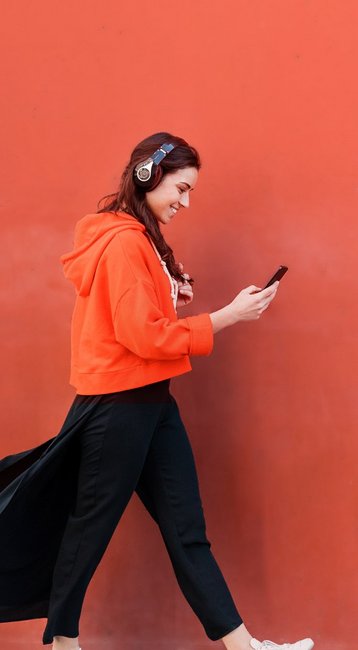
221, 622, 253, 650
52, 635, 80, 650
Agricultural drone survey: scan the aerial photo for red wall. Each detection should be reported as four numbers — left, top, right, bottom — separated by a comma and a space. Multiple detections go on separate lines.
1, 2, 357, 648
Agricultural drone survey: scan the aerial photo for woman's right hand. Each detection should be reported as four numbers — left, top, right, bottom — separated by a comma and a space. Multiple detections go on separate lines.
227, 281, 280, 323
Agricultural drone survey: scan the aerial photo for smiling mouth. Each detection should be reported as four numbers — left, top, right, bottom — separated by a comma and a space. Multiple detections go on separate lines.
170, 206, 179, 214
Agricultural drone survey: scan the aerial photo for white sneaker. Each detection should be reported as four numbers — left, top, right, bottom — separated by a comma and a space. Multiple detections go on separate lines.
249, 637, 314, 650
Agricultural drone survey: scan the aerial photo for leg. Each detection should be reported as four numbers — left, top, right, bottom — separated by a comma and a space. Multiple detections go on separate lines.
135, 393, 246, 643
135, 394, 315, 650
43, 384, 170, 646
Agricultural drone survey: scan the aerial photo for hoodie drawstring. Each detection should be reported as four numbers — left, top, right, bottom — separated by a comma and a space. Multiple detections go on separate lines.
147, 237, 179, 312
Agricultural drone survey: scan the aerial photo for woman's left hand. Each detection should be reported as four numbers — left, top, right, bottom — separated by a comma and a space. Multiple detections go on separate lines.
176, 262, 194, 307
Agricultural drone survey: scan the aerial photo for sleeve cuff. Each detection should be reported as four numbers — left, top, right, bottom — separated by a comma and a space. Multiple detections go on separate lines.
186, 312, 214, 356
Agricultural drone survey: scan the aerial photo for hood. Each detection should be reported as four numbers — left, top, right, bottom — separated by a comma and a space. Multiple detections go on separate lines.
60, 211, 146, 296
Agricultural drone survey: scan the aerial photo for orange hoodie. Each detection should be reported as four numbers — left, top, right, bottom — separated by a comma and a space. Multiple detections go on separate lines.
60, 211, 214, 394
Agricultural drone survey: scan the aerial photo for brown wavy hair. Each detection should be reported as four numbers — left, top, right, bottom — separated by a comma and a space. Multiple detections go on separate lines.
96, 131, 201, 285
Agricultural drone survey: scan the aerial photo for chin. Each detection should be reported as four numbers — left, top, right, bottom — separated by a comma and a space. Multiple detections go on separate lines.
159, 213, 170, 224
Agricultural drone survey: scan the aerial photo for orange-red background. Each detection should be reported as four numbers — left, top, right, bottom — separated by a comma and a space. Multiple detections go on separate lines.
0, 2, 357, 649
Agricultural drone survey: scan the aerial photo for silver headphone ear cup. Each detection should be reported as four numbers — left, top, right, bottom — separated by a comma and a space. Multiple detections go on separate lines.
133, 142, 175, 189
134, 158, 154, 184
134, 172, 153, 189
136, 166, 151, 182
134, 162, 163, 190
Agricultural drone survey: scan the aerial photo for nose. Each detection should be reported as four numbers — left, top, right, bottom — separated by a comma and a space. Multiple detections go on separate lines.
179, 191, 190, 208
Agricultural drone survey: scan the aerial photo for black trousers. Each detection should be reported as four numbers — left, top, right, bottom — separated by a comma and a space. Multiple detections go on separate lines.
42, 378, 243, 644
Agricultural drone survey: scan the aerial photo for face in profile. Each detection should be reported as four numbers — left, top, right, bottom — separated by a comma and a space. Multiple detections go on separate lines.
145, 167, 198, 225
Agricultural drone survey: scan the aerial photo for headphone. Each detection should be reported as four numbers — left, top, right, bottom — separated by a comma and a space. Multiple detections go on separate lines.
133, 142, 177, 190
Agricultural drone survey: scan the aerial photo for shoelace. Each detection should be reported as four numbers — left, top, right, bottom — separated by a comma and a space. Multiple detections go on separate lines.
262, 642, 296, 649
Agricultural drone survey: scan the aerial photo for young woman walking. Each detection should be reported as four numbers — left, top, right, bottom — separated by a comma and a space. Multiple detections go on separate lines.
0, 132, 314, 650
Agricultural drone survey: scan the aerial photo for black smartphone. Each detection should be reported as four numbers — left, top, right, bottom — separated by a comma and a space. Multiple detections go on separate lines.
262, 265, 288, 290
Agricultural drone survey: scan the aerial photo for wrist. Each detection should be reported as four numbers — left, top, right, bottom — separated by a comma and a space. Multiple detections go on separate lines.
209, 305, 237, 334
221, 304, 238, 326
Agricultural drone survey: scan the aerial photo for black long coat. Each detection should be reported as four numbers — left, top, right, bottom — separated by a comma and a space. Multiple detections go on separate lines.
0, 395, 102, 623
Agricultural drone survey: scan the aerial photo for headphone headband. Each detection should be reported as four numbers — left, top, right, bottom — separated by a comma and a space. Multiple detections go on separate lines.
151, 143, 175, 165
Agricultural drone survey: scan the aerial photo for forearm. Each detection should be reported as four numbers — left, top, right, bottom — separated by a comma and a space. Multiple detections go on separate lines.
209, 305, 237, 334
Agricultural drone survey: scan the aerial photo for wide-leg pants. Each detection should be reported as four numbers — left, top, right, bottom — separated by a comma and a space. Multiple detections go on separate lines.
42, 378, 243, 644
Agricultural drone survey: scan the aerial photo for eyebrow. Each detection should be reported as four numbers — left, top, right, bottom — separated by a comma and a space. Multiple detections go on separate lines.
178, 182, 194, 191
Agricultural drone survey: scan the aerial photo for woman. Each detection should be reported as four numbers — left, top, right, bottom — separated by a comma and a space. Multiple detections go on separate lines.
0, 132, 314, 650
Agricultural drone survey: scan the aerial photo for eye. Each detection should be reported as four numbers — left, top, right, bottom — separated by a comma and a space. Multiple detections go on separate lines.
178, 187, 185, 194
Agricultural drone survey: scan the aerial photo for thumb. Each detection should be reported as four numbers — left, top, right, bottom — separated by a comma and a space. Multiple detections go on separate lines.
246, 285, 262, 293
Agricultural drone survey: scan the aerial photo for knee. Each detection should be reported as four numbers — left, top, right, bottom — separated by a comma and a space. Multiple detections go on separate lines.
177, 503, 211, 548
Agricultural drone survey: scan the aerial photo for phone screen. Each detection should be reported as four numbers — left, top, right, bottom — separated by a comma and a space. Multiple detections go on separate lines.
262, 265, 288, 290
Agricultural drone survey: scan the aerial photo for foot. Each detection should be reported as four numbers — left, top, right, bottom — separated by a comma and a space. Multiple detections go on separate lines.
250, 638, 314, 650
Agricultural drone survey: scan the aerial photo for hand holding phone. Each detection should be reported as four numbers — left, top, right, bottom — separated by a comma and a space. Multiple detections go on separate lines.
224, 266, 288, 326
